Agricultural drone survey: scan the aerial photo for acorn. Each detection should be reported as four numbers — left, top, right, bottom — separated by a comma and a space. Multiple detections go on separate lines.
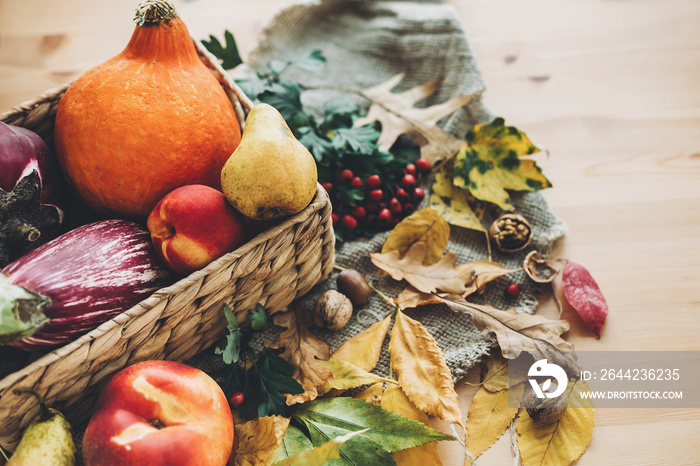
336, 269, 372, 305
523, 388, 568, 424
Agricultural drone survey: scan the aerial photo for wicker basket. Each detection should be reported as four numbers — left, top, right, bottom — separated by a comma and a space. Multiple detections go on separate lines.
0, 40, 335, 450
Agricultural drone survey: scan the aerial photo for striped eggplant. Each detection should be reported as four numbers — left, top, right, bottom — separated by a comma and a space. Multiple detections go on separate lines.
0, 219, 174, 351
0, 121, 65, 267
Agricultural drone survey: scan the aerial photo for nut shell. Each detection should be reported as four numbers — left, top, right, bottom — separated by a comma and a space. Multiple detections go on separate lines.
523, 388, 568, 424
489, 214, 533, 253
314, 290, 353, 331
336, 269, 372, 305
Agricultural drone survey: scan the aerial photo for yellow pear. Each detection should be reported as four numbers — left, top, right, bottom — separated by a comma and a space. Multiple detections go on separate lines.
221, 103, 318, 220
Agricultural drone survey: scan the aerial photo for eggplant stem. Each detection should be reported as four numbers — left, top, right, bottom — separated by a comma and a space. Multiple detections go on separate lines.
8, 221, 41, 243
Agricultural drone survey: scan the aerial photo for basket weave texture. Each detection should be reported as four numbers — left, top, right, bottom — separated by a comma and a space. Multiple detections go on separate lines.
0, 39, 335, 450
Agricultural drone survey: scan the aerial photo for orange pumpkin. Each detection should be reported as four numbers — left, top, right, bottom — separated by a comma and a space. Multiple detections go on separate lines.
55, 0, 241, 219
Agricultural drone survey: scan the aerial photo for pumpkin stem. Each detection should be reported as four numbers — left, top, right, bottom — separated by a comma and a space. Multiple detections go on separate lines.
134, 0, 179, 26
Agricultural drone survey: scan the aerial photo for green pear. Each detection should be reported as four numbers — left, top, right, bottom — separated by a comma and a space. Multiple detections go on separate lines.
7, 390, 75, 466
221, 103, 318, 221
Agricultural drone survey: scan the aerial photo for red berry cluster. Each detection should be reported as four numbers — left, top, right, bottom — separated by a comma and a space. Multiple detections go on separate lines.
325, 158, 432, 234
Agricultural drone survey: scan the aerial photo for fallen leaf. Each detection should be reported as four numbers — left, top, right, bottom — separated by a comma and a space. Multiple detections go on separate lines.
459, 260, 514, 296
267, 302, 334, 404
292, 397, 454, 456
233, 416, 290, 466
271, 429, 365, 466
389, 310, 464, 428
317, 359, 396, 395
516, 379, 595, 466
382, 384, 444, 465
331, 315, 392, 372
438, 295, 578, 376
370, 242, 472, 294
562, 261, 609, 338
465, 383, 525, 458
479, 350, 531, 393
303, 422, 395, 466
381, 208, 450, 266
394, 286, 443, 310
353, 383, 384, 405
453, 118, 552, 211
523, 251, 560, 284
270, 425, 314, 464
429, 160, 499, 232
354, 73, 475, 164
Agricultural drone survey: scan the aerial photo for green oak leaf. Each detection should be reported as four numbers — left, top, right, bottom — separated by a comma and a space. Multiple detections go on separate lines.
270, 425, 314, 463
299, 128, 335, 162
214, 304, 241, 364
259, 82, 306, 122
248, 303, 268, 332
453, 117, 552, 210
291, 397, 454, 454
332, 126, 381, 154
201, 30, 242, 70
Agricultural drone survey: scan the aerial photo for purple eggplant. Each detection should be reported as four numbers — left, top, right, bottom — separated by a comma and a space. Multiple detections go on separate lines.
0, 121, 66, 267
0, 219, 174, 351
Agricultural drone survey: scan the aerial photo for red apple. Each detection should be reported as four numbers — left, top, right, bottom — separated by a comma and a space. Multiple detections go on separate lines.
147, 184, 247, 274
83, 360, 234, 466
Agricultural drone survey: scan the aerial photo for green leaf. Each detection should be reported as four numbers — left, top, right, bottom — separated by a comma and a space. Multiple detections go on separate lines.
287, 49, 327, 73
452, 117, 552, 210
291, 397, 454, 453
324, 98, 360, 130
271, 429, 365, 466
259, 82, 305, 122
214, 305, 241, 364
200, 30, 242, 70
303, 421, 396, 466
248, 303, 268, 331
270, 425, 314, 463
235, 77, 266, 100
332, 126, 381, 154
299, 128, 335, 162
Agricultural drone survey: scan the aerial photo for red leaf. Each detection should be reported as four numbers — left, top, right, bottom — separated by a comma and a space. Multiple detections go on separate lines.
562, 261, 609, 337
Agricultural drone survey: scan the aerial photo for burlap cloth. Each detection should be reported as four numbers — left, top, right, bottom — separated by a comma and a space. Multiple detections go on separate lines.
72, 0, 567, 459
239, 0, 568, 381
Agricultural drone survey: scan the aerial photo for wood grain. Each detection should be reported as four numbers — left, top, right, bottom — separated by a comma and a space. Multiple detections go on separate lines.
1, 0, 699, 464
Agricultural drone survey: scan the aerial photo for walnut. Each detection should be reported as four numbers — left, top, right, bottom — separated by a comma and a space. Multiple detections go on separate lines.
489, 214, 533, 252
314, 290, 353, 331
523, 388, 568, 424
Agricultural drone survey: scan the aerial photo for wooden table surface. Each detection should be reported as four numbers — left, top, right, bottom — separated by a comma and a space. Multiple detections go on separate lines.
2, 0, 699, 464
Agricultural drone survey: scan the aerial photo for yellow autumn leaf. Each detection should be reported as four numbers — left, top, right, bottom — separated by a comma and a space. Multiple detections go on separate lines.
233, 416, 290, 466
429, 160, 498, 232
381, 384, 444, 465
382, 208, 450, 265
353, 382, 384, 405
478, 350, 531, 393
453, 118, 551, 211
331, 315, 392, 372
465, 383, 525, 458
389, 310, 464, 428
317, 358, 396, 395
516, 380, 595, 466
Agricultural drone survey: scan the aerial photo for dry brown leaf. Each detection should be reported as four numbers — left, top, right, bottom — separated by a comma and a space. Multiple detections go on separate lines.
438, 295, 579, 375
232, 416, 290, 466
354, 73, 475, 164
389, 309, 464, 428
459, 260, 514, 296
267, 303, 334, 405
371, 242, 473, 294
381, 208, 450, 266
331, 315, 392, 372
381, 384, 444, 465
394, 286, 443, 310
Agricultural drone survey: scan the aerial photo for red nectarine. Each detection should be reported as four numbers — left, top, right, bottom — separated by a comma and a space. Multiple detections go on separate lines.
82, 360, 234, 466
147, 185, 247, 274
